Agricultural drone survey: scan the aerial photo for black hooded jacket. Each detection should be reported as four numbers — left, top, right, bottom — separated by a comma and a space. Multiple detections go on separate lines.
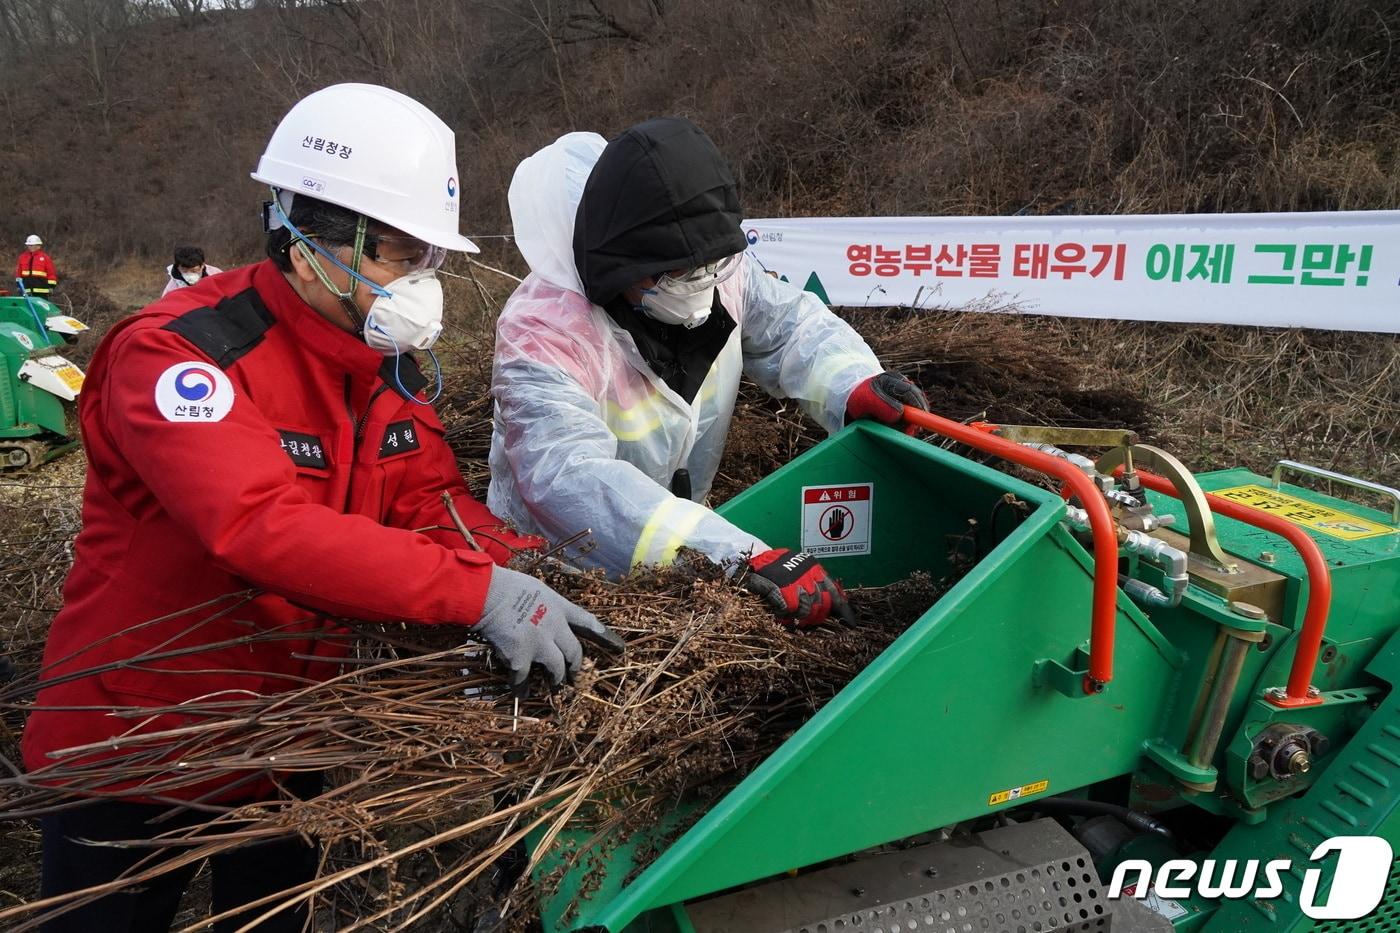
573, 118, 748, 405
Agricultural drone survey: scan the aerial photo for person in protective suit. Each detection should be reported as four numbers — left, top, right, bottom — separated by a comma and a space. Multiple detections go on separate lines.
489, 119, 928, 629
25, 84, 621, 933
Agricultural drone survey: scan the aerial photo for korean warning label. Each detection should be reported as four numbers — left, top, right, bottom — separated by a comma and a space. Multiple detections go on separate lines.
987, 779, 1049, 806
801, 483, 873, 557
1213, 484, 1395, 540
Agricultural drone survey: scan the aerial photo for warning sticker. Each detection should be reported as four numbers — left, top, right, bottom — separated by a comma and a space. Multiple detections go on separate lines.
1120, 884, 1188, 921
1213, 484, 1396, 540
800, 483, 873, 557
53, 365, 85, 393
987, 779, 1049, 806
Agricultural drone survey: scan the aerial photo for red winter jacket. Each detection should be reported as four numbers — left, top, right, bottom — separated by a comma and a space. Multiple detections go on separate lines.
15, 248, 57, 293
23, 260, 531, 800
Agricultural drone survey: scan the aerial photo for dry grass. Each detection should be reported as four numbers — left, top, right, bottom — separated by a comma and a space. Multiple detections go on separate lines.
1044, 317, 1399, 481
0, 559, 945, 931
7, 3, 1400, 260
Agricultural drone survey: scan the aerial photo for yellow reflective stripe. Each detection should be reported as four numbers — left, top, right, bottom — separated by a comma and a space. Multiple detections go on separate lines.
812, 351, 877, 382
631, 497, 710, 568
604, 397, 665, 442
631, 497, 680, 569
807, 352, 877, 409
605, 341, 736, 442
656, 500, 708, 565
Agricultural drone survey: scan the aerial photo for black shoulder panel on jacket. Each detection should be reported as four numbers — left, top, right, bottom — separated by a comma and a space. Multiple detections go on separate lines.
160, 288, 277, 368
379, 354, 429, 400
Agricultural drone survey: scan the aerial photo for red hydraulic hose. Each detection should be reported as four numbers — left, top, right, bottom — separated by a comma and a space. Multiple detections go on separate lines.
1134, 469, 1329, 707
901, 406, 1119, 694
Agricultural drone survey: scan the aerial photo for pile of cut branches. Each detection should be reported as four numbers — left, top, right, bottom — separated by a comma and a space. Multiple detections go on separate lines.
0, 561, 946, 931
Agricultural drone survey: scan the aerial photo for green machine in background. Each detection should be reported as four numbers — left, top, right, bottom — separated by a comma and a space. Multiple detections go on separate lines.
535, 414, 1400, 932
0, 282, 89, 469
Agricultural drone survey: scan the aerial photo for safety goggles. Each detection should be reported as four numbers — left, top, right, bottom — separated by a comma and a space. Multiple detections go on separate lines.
652, 253, 740, 297
306, 232, 444, 276
343, 234, 447, 277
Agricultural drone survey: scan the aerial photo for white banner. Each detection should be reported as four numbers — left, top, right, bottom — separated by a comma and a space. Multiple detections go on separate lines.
740, 211, 1400, 333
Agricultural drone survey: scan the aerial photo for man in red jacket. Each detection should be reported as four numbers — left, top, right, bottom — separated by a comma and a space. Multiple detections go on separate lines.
23, 84, 621, 933
15, 233, 58, 296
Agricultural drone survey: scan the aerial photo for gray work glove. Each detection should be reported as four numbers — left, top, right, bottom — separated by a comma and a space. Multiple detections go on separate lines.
473, 566, 624, 696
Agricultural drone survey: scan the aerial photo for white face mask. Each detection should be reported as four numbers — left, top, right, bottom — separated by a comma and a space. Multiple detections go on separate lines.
181, 269, 203, 285
362, 271, 444, 354
638, 285, 714, 329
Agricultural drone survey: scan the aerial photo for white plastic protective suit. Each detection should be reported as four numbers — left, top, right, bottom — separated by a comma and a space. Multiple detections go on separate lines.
487, 131, 883, 577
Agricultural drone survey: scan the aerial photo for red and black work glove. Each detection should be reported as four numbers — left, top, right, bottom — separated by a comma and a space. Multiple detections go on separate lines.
845, 372, 928, 435
744, 548, 855, 628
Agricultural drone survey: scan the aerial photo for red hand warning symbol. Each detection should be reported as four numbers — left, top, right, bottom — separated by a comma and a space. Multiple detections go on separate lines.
820, 505, 854, 541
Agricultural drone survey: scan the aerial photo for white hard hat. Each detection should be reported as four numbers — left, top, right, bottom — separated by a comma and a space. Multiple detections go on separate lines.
251, 83, 477, 253
25, 235, 42, 246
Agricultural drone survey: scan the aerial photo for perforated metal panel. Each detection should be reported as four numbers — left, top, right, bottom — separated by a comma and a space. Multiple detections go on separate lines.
685, 819, 1172, 933
783, 857, 1110, 933
1311, 860, 1400, 932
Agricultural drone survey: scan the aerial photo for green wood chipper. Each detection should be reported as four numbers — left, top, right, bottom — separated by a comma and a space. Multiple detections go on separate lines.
531, 409, 1400, 933
0, 282, 88, 469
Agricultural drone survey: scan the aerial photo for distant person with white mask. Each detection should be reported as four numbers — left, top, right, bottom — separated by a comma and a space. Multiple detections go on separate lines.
160, 244, 224, 296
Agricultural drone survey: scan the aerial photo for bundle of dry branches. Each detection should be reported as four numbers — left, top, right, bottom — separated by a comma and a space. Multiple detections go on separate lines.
0, 561, 946, 931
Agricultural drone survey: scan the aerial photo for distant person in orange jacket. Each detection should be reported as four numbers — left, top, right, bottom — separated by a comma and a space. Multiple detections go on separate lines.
15, 234, 58, 297
161, 245, 224, 297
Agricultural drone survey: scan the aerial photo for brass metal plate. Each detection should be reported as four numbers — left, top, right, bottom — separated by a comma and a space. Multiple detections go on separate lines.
1154, 527, 1286, 622
993, 424, 1139, 447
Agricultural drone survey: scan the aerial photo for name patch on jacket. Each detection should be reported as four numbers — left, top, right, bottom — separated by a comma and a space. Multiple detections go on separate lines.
378, 420, 421, 458
278, 430, 328, 469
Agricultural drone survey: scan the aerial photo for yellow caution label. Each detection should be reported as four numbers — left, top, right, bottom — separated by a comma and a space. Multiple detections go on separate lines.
988, 779, 1049, 806
54, 365, 85, 392
1213, 484, 1395, 540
